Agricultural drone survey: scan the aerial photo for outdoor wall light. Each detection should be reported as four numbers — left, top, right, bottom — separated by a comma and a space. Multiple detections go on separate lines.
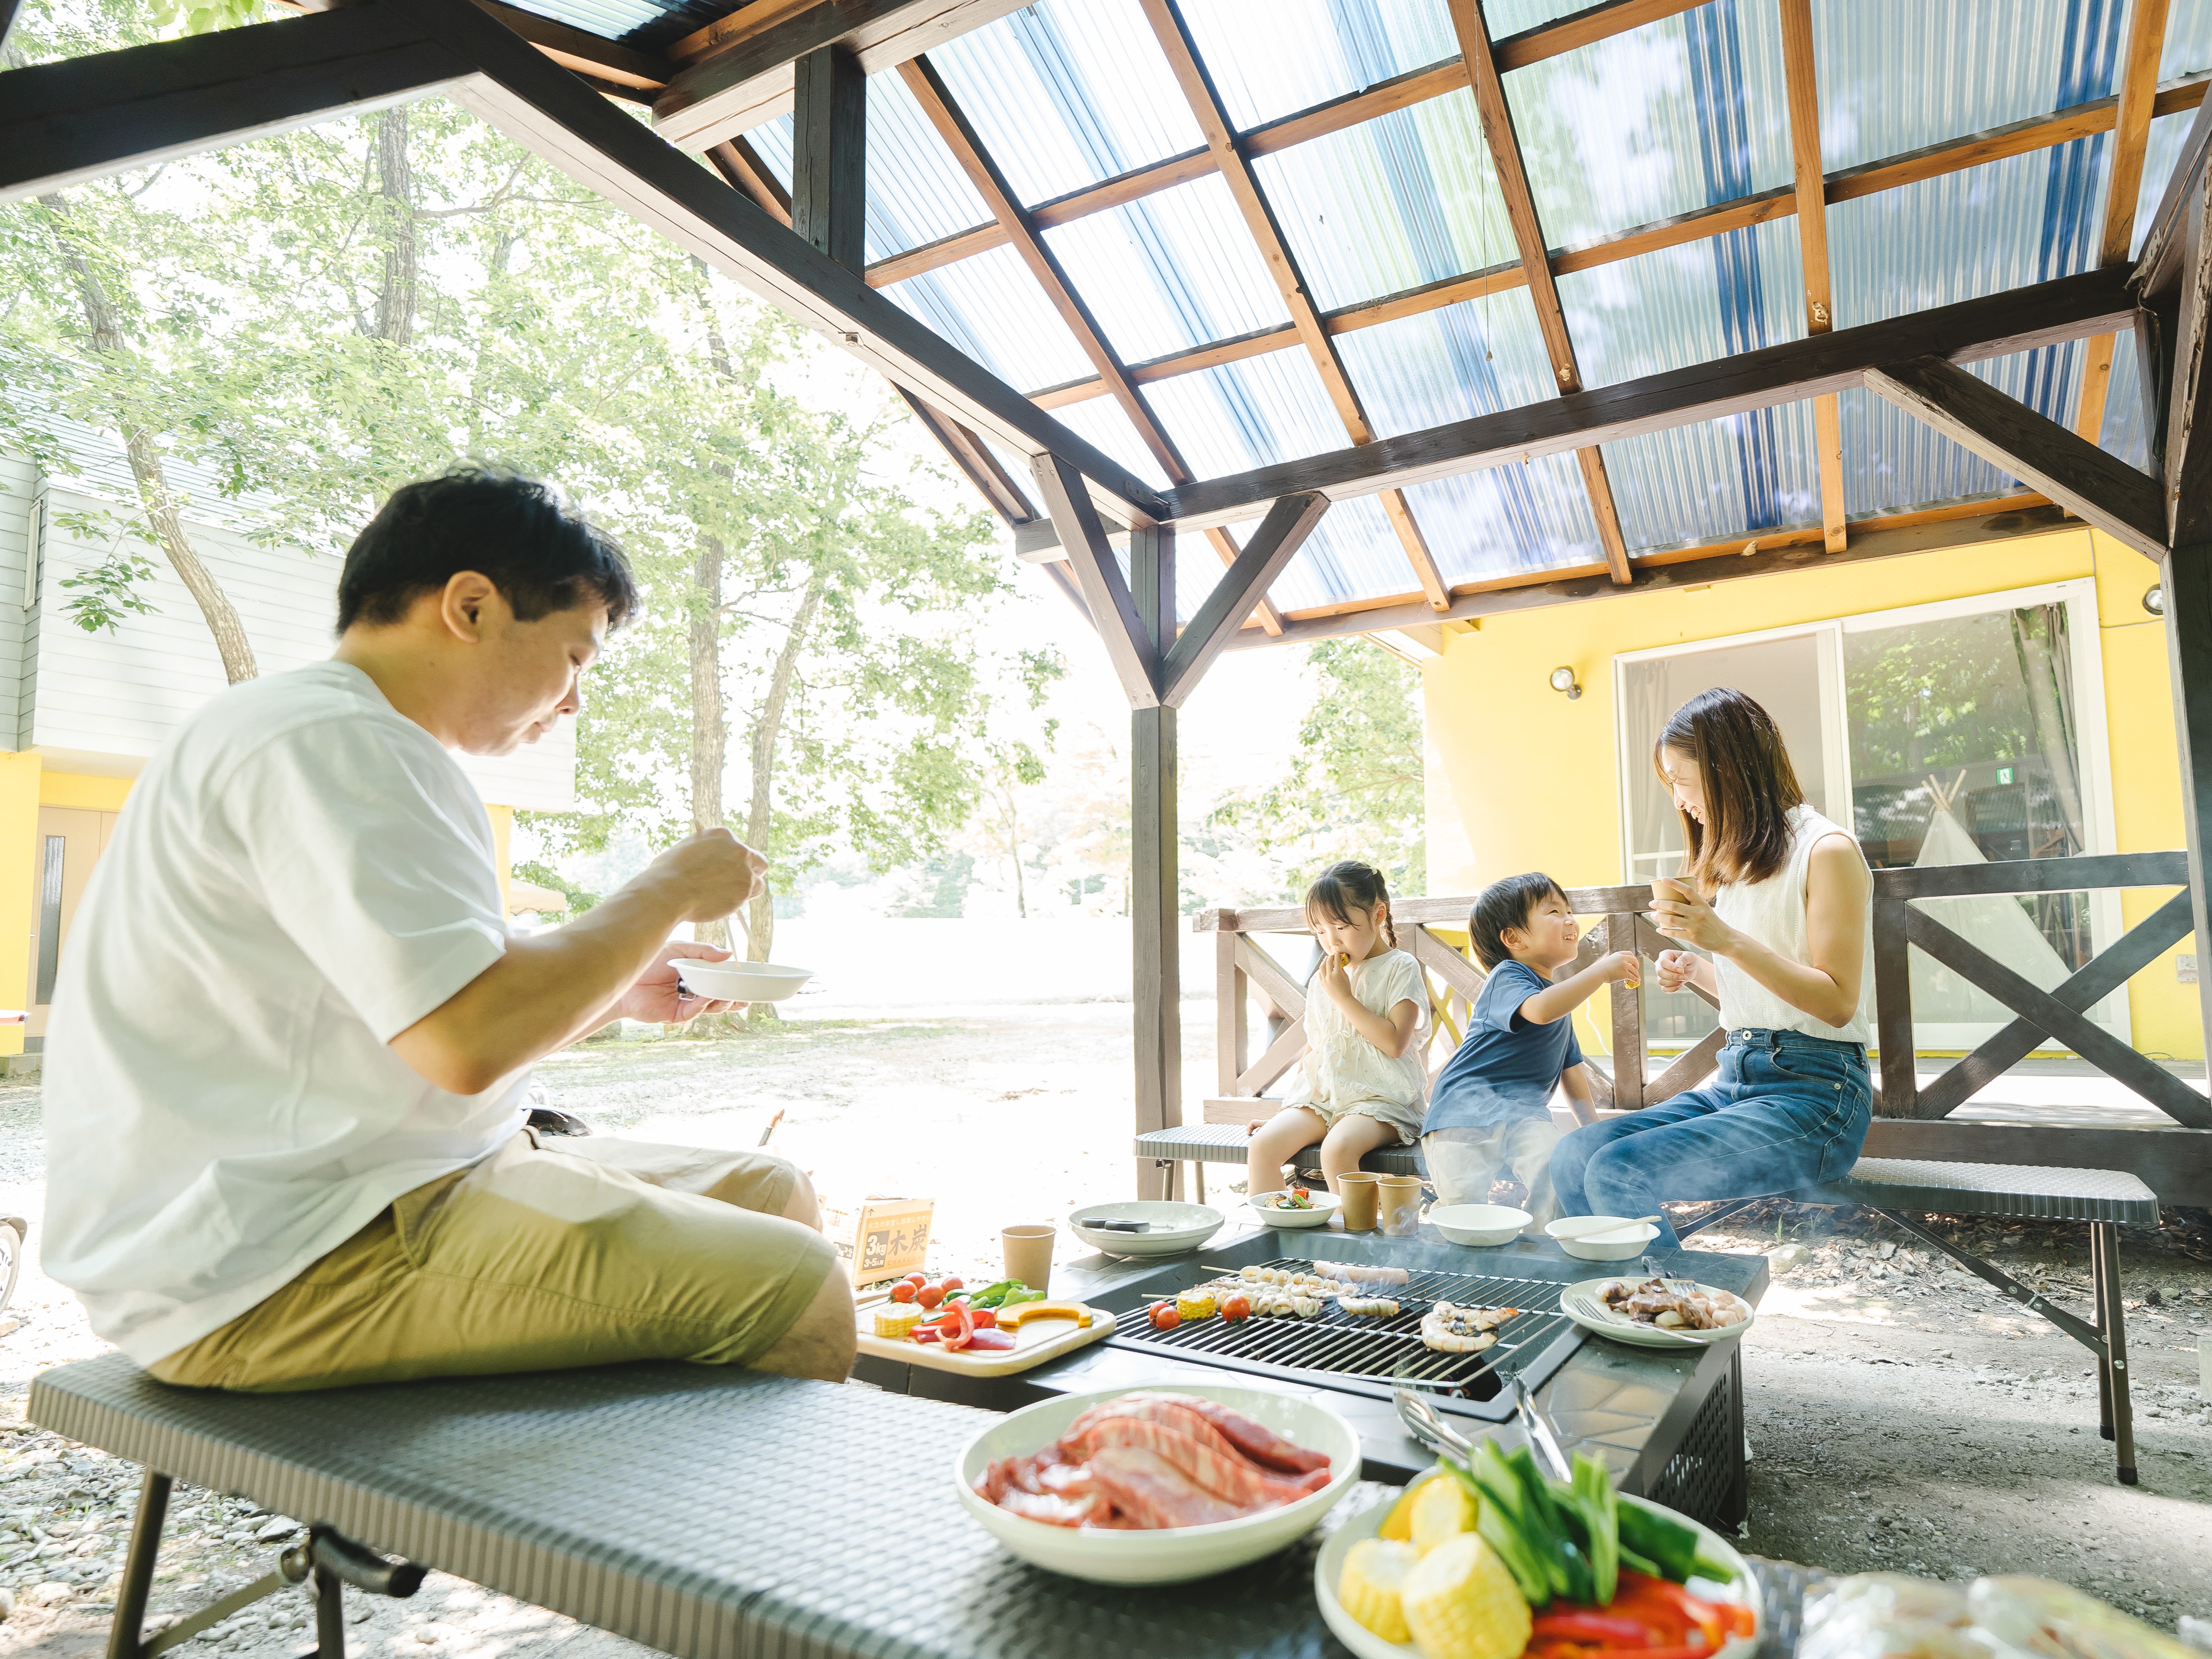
1548, 665, 1583, 701
2146, 584, 2166, 617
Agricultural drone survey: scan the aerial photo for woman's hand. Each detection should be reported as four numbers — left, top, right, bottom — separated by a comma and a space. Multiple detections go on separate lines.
1649, 877, 1734, 953
1317, 951, 1356, 1009
1655, 950, 1699, 994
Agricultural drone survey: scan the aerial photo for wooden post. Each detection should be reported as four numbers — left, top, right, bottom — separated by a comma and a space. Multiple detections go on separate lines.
1871, 890, 1918, 1114
1131, 524, 1180, 1196
2164, 546, 2212, 1052
1607, 912, 1645, 1109
1215, 915, 1246, 1097
790, 44, 865, 274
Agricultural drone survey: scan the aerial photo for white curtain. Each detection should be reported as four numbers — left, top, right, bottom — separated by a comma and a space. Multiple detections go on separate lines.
1908, 805, 2072, 1026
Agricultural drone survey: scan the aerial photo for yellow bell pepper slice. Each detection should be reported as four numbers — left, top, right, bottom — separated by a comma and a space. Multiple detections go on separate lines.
996, 1301, 1093, 1329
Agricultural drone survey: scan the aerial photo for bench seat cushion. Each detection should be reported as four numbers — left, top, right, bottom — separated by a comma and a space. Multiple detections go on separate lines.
1793, 1158, 2157, 1225
1136, 1122, 1426, 1177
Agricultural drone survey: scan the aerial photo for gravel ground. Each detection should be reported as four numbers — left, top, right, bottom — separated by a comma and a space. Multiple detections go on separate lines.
0, 1008, 2205, 1659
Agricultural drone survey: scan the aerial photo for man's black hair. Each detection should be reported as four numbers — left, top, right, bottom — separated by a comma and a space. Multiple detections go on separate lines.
1469, 872, 1568, 971
336, 468, 639, 634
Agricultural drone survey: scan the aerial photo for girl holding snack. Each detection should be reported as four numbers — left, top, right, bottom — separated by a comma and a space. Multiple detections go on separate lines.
1246, 861, 1429, 1196
1550, 686, 1875, 1245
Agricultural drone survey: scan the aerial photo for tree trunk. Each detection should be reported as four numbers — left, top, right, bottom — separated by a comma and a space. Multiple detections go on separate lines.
1000, 782, 1027, 918
689, 534, 731, 952
372, 108, 417, 346
741, 575, 828, 1017
40, 194, 258, 683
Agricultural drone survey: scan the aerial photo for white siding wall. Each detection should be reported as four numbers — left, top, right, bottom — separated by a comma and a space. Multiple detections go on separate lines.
27, 483, 576, 810
0, 457, 38, 748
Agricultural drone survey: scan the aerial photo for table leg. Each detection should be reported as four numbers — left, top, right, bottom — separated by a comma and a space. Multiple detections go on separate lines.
108, 1471, 172, 1659
2093, 1221, 2137, 1485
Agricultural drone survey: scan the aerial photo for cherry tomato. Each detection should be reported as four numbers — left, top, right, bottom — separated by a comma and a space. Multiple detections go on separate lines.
969, 1307, 997, 1329
1220, 1294, 1251, 1323
1148, 1302, 1181, 1332
888, 1281, 917, 1304
939, 1276, 965, 1292
917, 1283, 946, 1310
904, 1271, 928, 1286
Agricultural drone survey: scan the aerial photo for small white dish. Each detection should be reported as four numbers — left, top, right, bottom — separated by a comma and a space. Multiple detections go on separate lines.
1560, 1276, 1757, 1348
1426, 1204, 1532, 1246
957, 1380, 1358, 1584
672, 959, 813, 1001
1067, 1201, 1223, 1257
1546, 1216, 1661, 1261
1315, 1468, 1760, 1659
1249, 1189, 1340, 1229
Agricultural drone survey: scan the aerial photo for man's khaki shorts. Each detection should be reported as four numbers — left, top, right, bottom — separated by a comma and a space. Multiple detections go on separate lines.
149, 1132, 839, 1393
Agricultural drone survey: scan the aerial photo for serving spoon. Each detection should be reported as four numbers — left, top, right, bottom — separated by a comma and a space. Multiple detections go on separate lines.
1548, 1214, 1661, 1240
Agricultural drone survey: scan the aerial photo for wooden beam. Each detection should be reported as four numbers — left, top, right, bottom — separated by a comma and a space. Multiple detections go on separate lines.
899, 55, 1191, 484
1160, 494, 1329, 706
1137, 0, 1448, 609
894, 388, 1034, 526
1157, 266, 2137, 530
2078, 0, 2172, 445
1864, 355, 2166, 557
0, 6, 472, 205
1778, 0, 1846, 554
385, 0, 1166, 524
1131, 701, 1181, 1197
1221, 501, 2074, 650
1451, 0, 1631, 584
470, 0, 669, 95
706, 137, 791, 224
654, 0, 1032, 150
1492, 0, 1704, 69
789, 44, 865, 274
1031, 454, 1159, 709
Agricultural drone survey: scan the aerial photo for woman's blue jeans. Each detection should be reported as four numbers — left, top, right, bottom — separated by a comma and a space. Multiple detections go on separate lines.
1551, 1029, 1873, 1246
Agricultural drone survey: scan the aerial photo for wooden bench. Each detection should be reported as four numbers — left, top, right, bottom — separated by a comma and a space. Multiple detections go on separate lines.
1134, 1121, 1424, 1203
1678, 1157, 2157, 1484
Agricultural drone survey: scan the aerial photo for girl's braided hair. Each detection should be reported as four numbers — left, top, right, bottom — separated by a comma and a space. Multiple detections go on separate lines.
1305, 861, 1396, 948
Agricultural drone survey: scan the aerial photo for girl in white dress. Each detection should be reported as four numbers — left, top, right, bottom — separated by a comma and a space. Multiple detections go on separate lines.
1246, 862, 1430, 1196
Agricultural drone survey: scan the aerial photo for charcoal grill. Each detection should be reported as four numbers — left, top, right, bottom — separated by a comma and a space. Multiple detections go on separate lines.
1089, 1252, 1583, 1423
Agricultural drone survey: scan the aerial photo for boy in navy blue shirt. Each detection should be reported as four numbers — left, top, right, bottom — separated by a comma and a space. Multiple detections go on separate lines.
1424, 873, 1641, 1226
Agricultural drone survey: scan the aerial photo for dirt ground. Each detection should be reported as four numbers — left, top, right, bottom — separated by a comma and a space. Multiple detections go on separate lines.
0, 1005, 2206, 1659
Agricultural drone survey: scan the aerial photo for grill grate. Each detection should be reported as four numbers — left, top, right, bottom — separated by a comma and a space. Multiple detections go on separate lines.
1105, 1256, 1578, 1406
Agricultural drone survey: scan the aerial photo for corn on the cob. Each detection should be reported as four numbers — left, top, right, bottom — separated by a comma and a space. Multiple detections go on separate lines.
1174, 1289, 1217, 1322
1337, 1539, 1417, 1644
1410, 1471, 1476, 1555
872, 1305, 922, 1340
1402, 1533, 1531, 1659
1379, 1485, 1422, 1543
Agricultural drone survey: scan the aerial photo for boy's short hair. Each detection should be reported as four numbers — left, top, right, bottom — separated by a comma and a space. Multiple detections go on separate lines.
1469, 872, 1568, 970
337, 467, 639, 634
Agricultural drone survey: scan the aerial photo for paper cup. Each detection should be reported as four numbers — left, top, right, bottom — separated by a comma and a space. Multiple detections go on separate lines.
1003, 1224, 1055, 1293
1335, 1173, 1380, 1231
1377, 1174, 1425, 1238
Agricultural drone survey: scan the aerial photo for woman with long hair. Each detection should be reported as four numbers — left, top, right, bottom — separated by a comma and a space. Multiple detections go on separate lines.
1549, 687, 1875, 1243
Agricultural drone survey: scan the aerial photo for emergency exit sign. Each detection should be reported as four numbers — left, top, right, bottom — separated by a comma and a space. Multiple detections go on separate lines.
1995, 767, 2014, 784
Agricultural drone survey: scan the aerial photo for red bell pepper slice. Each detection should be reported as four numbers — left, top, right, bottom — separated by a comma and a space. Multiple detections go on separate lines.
940, 1305, 976, 1352
1532, 1612, 1658, 1645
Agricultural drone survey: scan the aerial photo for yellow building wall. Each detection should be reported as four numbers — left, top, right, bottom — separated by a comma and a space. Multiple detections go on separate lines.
486, 803, 514, 914
39, 772, 132, 811
1421, 525, 2196, 1057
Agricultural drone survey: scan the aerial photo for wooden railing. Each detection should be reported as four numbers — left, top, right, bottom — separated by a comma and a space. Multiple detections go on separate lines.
1195, 853, 2211, 1199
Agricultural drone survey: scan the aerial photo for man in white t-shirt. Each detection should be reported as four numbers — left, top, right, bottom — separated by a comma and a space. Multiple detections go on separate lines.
42, 469, 853, 1391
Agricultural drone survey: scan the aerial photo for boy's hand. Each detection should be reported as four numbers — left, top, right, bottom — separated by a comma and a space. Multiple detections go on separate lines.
1595, 950, 1641, 988
1656, 949, 1698, 993
1318, 951, 1356, 1007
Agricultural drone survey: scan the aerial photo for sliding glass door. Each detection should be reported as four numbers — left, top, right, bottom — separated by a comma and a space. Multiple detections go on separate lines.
1615, 581, 2120, 1054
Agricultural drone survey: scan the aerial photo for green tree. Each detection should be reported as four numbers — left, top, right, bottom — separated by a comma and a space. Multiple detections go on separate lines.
1211, 637, 1427, 898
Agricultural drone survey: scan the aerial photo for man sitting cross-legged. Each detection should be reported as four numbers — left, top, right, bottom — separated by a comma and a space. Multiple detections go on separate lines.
42, 468, 855, 1392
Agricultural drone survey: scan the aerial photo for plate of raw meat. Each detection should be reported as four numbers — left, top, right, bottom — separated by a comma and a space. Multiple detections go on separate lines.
956, 1382, 1360, 1583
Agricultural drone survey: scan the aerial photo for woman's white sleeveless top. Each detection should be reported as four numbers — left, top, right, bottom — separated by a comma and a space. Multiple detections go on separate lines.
1707, 804, 1875, 1046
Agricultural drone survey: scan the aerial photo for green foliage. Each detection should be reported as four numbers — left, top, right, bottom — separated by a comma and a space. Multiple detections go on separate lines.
60, 550, 159, 633
1211, 637, 1426, 898
512, 861, 599, 914
147, 0, 267, 34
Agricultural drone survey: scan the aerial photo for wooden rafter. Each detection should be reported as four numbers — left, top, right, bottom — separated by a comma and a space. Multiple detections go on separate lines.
1159, 494, 1329, 704
1031, 454, 1159, 709
1137, 0, 1450, 610
706, 137, 791, 223
1778, 0, 1847, 554
1449, 0, 1630, 583
2077, 0, 2173, 445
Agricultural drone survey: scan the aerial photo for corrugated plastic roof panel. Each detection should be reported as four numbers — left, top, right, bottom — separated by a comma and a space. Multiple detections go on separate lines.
1504, 0, 1793, 250
1404, 459, 1605, 582
1043, 176, 1290, 365
1255, 93, 1520, 313
1335, 289, 1557, 435
499, 0, 680, 42
1051, 398, 1174, 492
1841, 342, 2089, 516
1246, 494, 1422, 609
1144, 354, 1348, 478
1559, 216, 1805, 387
1602, 403, 1822, 551
927, 0, 1205, 207
881, 246, 1095, 393
1176, 0, 1457, 131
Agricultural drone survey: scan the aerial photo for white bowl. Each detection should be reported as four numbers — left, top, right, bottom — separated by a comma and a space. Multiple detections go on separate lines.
956, 1380, 1360, 1584
1249, 1189, 1340, 1229
1427, 1204, 1532, 1246
672, 959, 813, 1001
1546, 1217, 1662, 1261
1316, 1468, 1760, 1659
1067, 1201, 1223, 1257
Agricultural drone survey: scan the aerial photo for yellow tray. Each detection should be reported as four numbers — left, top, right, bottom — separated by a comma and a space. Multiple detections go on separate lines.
854, 1300, 1115, 1376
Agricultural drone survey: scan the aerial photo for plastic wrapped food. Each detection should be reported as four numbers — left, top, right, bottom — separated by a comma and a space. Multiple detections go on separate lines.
1969, 1577, 2203, 1659
1803, 1574, 2199, 1659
